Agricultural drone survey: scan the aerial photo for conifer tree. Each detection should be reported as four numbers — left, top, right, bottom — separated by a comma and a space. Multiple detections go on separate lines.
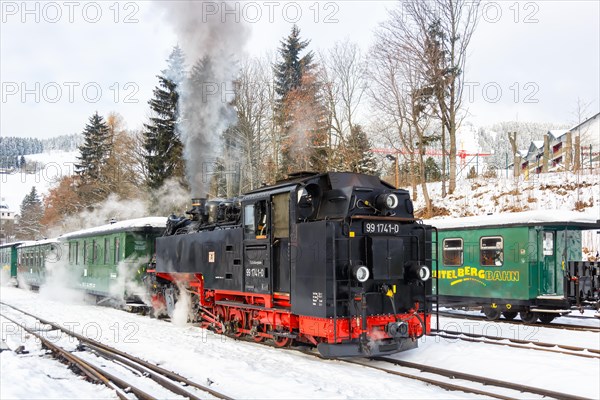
75, 112, 111, 184
274, 26, 328, 177
143, 46, 186, 189
274, 25, 314, 103
15, 186, 43, 240
345, 125, 377, 174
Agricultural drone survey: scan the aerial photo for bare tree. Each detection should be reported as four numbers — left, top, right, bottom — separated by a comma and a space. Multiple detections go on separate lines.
234, 56, 272, 192
370, 40, 437, 217
377, 0, 480, 195
319, 40, 368, 169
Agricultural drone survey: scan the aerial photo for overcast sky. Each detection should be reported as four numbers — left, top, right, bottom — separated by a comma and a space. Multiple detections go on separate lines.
1, 0, 598, 139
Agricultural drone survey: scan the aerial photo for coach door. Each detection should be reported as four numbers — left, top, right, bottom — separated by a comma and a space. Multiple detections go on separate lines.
541, 230, 557, 294
272, 193, 291, 294
243, 199, 271, 293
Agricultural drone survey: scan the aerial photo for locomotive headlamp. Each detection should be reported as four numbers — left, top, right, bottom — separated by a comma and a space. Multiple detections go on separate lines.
376, 193, 399, 210
406, 263, 431, 282
353, 265, 370, 282
417, 265, 431, 281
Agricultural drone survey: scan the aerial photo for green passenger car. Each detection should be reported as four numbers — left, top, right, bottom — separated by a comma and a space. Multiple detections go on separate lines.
58, 217, 166, 302
0, 241, 22, 284
17, 239, 60, 288
427, 211, 600, 323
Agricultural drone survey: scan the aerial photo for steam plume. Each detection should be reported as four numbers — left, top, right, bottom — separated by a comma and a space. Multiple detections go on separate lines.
157, 1, 250, 196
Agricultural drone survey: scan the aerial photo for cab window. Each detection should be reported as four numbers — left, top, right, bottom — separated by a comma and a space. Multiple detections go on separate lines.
480, 236, 503, 266
244, 201, 269, 239
443, 238, 463, 266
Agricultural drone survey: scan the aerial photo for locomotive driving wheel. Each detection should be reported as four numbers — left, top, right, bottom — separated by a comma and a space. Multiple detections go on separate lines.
213, 305, 227, 334
249, 311, 266, 342
228, 308, 246, 338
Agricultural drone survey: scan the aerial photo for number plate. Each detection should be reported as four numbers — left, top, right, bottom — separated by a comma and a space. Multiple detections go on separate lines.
363, 222, 401, 235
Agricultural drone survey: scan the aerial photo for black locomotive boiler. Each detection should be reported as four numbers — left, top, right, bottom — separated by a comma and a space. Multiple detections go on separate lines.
150, 172, 434, 357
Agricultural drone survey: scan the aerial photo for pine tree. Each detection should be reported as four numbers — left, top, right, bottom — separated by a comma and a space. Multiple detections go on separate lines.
345, 125, 377, 174
75, 112, 112, 184
143, 46, 186, 190
424, 157, 442, 182
274, 26, 329, 177
274, 25, 314, 102
15, 186, 44, 240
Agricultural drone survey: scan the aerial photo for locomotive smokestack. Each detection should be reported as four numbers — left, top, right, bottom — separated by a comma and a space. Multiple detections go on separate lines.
187, 198, 207, 222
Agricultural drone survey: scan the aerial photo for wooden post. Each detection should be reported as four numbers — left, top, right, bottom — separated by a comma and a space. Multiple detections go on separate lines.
574, 135, 581, 171
565, 131, 572, 171
542, 134, 549, 173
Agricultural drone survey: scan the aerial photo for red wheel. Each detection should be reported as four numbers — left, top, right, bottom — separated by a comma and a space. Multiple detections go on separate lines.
213, 306, 226, 334
272, 326, 292, 348
273, 335, 291, 347
249, 311, 266, 342
228, 308, 246, 338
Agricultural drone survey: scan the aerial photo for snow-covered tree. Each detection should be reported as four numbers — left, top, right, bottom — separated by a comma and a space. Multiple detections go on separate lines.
143, 46, 186, 190
75, 112, 111, 184
15, 186, 44, 240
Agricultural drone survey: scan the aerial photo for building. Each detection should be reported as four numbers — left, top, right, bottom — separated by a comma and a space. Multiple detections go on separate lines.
518, 112, 599, 176
0, 202, 16, 244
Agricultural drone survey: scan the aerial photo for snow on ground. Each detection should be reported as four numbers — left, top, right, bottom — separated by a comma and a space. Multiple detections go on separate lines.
0, 151, 78, 212
1, 286, 599, 400
412, 170, 600, 219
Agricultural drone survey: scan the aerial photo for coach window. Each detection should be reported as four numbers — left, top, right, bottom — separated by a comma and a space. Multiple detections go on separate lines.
480, 236, 503, 266
74, 242, 79, 264
443, 238, 463, 266
114, 238, 121, 263
104, 238, 110, 264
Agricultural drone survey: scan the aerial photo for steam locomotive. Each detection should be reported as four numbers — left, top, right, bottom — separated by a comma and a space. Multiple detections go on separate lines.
148, 172, 434, 357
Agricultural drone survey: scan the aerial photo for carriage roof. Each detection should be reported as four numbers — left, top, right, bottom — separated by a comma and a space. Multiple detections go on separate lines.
425, 210, 600, 231
17, 238, 60, 249
59, 217, 167, 240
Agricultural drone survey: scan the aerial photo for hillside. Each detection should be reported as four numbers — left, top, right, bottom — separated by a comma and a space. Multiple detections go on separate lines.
0, 151, 79, 212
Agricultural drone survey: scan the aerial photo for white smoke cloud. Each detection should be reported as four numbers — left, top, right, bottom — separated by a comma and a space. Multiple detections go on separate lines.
108, 256, 151, 306
39, 247, 85, 304
46, 194, 151, 238
171, 282, 193, 326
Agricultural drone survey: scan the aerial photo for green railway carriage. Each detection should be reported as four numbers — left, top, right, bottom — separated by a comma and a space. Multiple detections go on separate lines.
17, 239, 60, 288
427, 211, 600, 323
58, 217, 166, 301
0, 241, 23, 283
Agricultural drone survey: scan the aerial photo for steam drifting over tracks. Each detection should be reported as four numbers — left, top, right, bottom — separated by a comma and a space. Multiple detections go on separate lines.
0, 301, 232, 400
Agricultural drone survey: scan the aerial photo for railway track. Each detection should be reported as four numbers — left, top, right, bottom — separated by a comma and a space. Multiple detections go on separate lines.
0, 301, 232, 400
435, 310, 600, 333
431, 328, 600, 359
279, 342, 591, 400
351, 357, 592, 400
